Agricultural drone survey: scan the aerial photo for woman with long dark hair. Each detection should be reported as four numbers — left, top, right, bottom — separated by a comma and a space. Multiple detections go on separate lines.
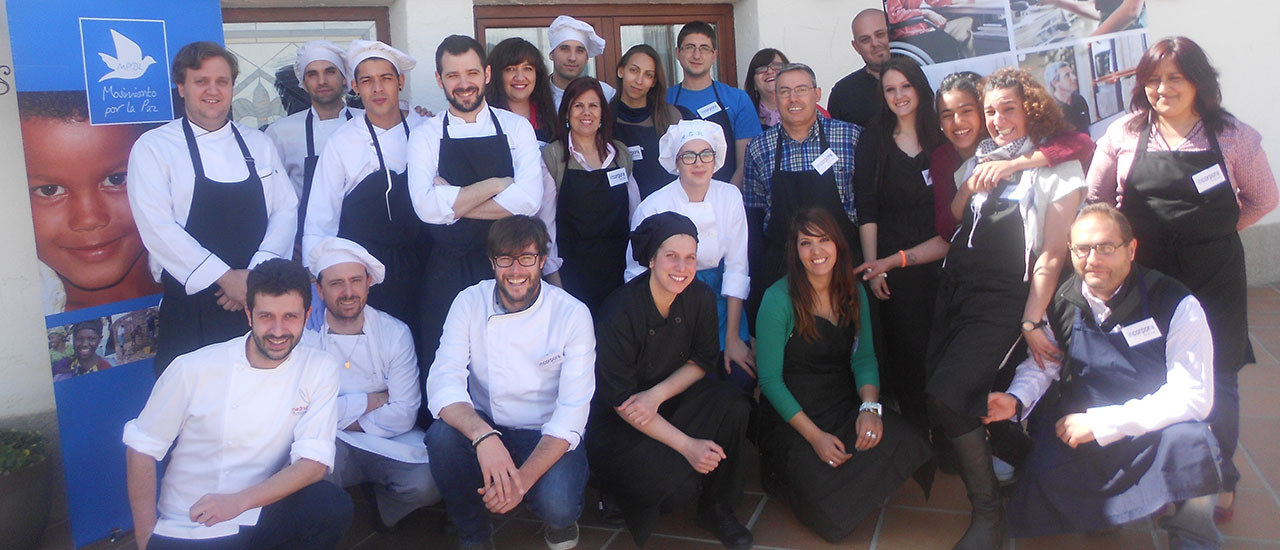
756, 207, 931, 542
1087, 36, 1277, 521
542, 77, 640, 312
612, 44, 691, 199
851, 57, 948, 433
744, 48, 829, 129
485, 37, 558, 144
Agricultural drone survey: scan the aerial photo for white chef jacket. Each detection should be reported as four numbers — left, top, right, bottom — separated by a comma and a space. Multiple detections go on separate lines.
263, 106, 363, 199
127, 119, 297, 295
301, 115, 420, 264
551, 79, 617, 111
426, 280, 596, 450
300, 305, 427, 463
407, 103, 544, 225
122, 335, 339, 539
1006, 280, 1215, 447
624, 179, 750, 300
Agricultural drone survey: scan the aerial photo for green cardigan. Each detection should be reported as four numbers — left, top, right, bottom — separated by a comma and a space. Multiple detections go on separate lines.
755, 277, 879, 421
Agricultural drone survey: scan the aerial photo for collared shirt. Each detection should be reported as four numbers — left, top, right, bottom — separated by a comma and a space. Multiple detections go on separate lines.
301, 114, 422, 264
624, 179, 750, 300
127, 119, 296, 295
743, 116, 861, 228
122, 335, 339, 539
406, 103, 544, 225
562, 137, 641, 215
264, 105, 363, 198
1006, 280, 1215, 447
426, 279, 595, 450
552, 79, 616, 111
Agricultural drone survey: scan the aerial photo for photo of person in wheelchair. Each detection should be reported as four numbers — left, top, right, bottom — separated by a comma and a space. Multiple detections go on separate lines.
886, 0, 1011, 65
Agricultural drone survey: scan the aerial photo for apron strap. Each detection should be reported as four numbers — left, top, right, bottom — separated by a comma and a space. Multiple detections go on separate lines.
305, 109, 315, 158
773, 119, 829, 172
228, 123, 255, 172
365, 115, 410, 222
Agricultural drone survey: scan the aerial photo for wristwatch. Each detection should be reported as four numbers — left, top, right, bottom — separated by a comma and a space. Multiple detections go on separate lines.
859, 402, 883, 417
1020, 319, 1047, 332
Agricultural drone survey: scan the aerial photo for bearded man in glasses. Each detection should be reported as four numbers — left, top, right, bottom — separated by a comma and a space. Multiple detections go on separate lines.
984, 203, 1224, 549
424, 214, 595, 550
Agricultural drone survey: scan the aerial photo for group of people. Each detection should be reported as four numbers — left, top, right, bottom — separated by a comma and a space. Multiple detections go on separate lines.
116, 7, 1275, 550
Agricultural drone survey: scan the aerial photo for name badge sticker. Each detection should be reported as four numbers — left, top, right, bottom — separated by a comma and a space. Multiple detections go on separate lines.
537, 351, 565, 369
922, 169, 934, 187
1121, 317, 1162, 347
697, 101, 723, 119
627, 145, 644, 161
812, 148, 839, 175
1192, 164, 1227, 194
607, 168, 629, 187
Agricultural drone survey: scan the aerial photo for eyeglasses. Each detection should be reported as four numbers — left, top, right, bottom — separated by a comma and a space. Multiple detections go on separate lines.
680, 44, 715, 55
492, 253, 540, 267
677, 149, 717, 165
776, 85, 813, 99
1068, 242, 1128, 258
754, 62, 784, 75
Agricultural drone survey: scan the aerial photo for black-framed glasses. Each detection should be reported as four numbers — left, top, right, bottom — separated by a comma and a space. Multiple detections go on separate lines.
677, 149, 716, 165
1068, 242, 1127, 258
492, 253, 540, 267
753, 62, 784, 75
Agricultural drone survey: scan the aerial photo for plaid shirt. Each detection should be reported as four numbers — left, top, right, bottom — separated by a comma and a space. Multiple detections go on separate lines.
743, 117, 861, 229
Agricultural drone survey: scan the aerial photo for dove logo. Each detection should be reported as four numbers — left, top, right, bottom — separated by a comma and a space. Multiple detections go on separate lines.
97, 30, 157, 82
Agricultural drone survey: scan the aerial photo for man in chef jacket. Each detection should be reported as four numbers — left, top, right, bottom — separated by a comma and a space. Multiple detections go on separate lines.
301, 237, 439, 532
124, 259, 350, 549
546, 15, 616, 110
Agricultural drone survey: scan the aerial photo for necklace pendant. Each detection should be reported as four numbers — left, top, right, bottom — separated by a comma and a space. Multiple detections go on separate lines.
344, 361, 350, 369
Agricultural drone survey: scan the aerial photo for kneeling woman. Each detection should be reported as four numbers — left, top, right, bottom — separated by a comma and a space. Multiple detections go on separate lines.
589, 212, 754, 550
756, 208, 932, 543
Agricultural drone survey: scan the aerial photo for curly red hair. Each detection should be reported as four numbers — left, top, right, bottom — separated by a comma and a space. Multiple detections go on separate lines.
981, 67, 1069, 143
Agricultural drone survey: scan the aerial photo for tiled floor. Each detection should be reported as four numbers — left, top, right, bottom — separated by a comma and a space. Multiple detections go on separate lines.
38, 284, 1280, 549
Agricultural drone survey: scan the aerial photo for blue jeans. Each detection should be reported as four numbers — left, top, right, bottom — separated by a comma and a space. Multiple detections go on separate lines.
147, 481, 352, 550
426, 417, 588, 545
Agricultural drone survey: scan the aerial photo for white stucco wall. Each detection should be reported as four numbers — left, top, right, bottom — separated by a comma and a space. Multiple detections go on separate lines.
734, 0, 882, 102
392, 0, 474, 114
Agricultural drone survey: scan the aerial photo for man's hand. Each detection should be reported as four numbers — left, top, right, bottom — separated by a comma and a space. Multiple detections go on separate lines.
617, 389, 665, 428
805, 430, 852, 468
983, 392, 1019, 424
188, 493, 249, 527
215, 269, 250, 312
680, 438, 726, 474
1055, 413, 1096, 448
365, 391, 389, 414
474, 436, 525, 513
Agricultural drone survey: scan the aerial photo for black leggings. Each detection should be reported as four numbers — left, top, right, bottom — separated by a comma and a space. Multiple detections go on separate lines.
929, 395, 981, 439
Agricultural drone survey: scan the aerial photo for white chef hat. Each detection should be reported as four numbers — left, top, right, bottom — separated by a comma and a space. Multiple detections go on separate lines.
345, 39, 417, 84
658, 119, 728, 175
293, 40, 348, 84
307, 237, 385, 286
548, 16, 606, 57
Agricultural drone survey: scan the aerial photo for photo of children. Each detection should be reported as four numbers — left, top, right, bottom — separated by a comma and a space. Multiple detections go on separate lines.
50, 317, 114, 381
47, 306, 159, 381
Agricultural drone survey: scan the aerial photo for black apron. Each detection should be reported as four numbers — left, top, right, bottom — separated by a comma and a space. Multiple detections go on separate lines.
336, 116, 428, 331
1120, 124, 1252, 372
555, 150, 630, 312
155, 119, 268, 373
674, 83, 737, 182
925, 178, 1030, 417
297, 108, 353, 240
417, 109, 513, 364
611, 104, 675, 199
1009, 280, 1221, 537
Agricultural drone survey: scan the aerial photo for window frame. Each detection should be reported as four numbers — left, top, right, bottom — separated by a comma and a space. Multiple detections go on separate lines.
222, 7, 391, 43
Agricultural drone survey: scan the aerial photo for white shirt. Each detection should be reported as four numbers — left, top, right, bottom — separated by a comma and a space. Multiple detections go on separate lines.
127, 119, 297, 295
122, 335, 339, 539
624, 179, 750, 300
426, 280, 595, 450
301, 115, 417, 264
551, 79, 617, 111
300, 306, 427, 464
264, 106, 363, 199
1006, 280, 1215, 447
407, 103, 544, 225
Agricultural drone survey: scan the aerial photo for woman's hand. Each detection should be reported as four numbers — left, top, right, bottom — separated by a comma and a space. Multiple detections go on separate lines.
806, 431, 853, 468
854, 411, 884, 451
1024, 327, 1064, 368
681, 438, 726, 474
854, 258, 894, 300
868, 276, 890, 300
723, 335, 757, 378
968, 159, 1019, 191
617, 389, 665, 427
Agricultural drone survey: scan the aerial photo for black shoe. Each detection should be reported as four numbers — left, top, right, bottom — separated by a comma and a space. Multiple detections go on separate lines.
696, 503, 754, 550
950, 427, 1006, 550
360, 483, 399, 534
596, 491, 625, 528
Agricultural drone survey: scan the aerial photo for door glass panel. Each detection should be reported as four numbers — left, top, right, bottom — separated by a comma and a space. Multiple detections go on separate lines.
223, 20, 377, 129
619, 23, 717, 85
483, 27, 598, 80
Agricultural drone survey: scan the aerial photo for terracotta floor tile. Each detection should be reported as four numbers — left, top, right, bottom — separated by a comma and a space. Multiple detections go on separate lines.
889, 470, 970, 512
1242, 365, 1280, 388
1240, 417, 1280, 487
641, 492, 764, 542
874, 506, 972, 550
603, 533, 732, 549
1241, 384, 1280, 418
748, 495, 875, 549
1222, 536, 1280, 548
1234, 450, 1267, 491
1250, 327, 1280, 363
1217, 489, 1280, 541
1014, 527, 1157, 550
489, 517, 615, 550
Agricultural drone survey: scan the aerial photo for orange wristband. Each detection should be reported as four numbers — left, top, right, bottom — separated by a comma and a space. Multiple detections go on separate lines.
899, 250, 908, 268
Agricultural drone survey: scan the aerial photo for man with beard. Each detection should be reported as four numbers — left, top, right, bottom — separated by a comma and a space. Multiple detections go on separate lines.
301, 237, 439, 532
264, 40, 363, 237
425, 216, 594, 550
128, 41, 296, 373
51, 320, 113, 381
407, 34, 543, 405
828, 9, 891, 127
123, 259, 351, 549
547, 15, 616, 110
303, 40, 430, 332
